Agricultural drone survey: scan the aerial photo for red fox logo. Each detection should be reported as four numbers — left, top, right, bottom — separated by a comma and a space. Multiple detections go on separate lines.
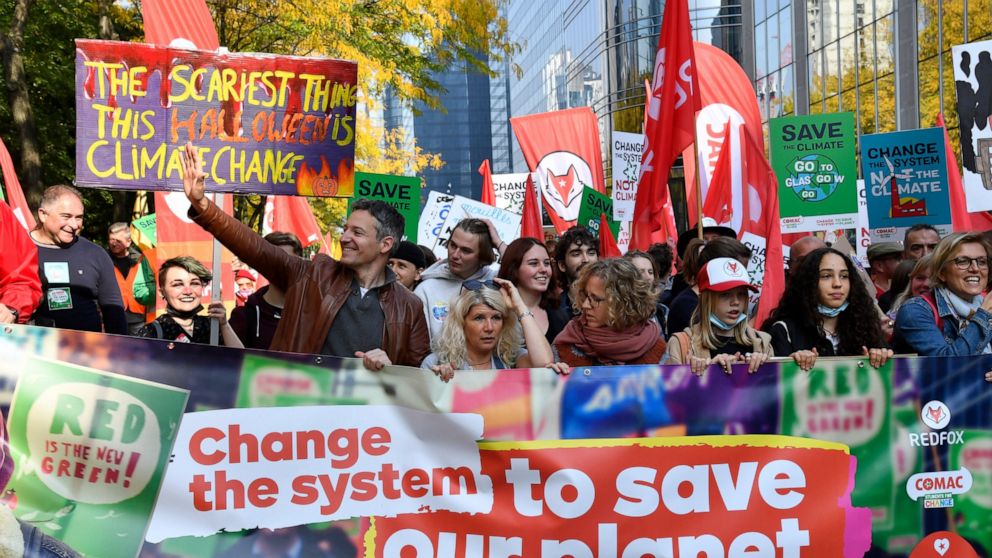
927, 405, 944, 424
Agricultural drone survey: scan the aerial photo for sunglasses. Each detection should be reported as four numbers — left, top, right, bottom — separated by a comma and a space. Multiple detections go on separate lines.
462, 279, 499, 291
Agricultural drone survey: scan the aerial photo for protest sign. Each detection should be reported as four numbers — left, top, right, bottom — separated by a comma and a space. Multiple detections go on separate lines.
611, 131, 643, 221
75, 40, 357, 196
348, 172, 421, 242
491, 172, 536, 215
856, 179, 870, 266
952, 39, 992, 212
132, 213, 157, 247
418, 191, 455, 259
6, 356, 188, 558
860, 128, 952, 242
433, 195, 521, 258
369, 436, 869, 557
770, 113, 858, 233
576, 186, 621, 239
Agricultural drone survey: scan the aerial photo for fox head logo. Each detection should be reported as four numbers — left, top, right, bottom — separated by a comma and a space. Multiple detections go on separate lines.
921, 400, 951, 430
927, 405, 944, 423
536, 151, 593, 221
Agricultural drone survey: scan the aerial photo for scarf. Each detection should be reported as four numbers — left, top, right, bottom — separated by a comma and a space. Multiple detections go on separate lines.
936, 287, 991, 355
166, 303, 204, 321
554, 317, 661, 365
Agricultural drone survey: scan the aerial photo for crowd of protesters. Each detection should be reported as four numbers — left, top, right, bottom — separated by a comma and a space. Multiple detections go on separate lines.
2, 143, 992, 384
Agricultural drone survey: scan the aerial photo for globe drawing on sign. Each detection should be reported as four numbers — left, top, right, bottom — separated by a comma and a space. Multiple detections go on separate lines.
787, 154, 843, 202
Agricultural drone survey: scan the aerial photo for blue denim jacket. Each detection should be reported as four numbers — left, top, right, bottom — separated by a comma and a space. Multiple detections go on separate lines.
893, 293, 992, 356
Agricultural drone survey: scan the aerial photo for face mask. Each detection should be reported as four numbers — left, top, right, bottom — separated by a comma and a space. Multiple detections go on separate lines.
817, 301, 849, 318
237, 288, 254, 299
709, 313, 746, 331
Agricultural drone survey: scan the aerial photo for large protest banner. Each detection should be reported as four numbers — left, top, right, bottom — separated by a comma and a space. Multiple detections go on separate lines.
75, 40, 357, 196
348, 172, 421, 242
859, 128, 952, 242
0, 325, 990, 557
770, 113, 858, 233
952, 39, 992, 212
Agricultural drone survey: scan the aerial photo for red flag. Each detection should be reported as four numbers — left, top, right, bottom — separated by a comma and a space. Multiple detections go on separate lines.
598, 214, 622, 258
479, 160, 496, 206
740, 129, 784, 327
631, 0, 699, 250
520, 174, 543, 241
510, 107, 606, 234
682, 42, 764, 232
0, 137, 35, 231
262, 195, 323, 247
141, 0, 219, 49
938, 113, 992, 231
701, 124, 734, 224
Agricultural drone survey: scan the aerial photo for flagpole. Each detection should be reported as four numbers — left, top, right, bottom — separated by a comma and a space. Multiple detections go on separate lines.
691, 114, 704, 239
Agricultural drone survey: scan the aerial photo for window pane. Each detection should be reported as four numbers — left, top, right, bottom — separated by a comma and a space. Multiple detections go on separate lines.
917, 1, 939, 60
877, 73, 896, 133
942, 50, 957, 121
858, 82, 876, 135
756, 0, 766, 23
825, 94, 840, 114
968, 0, 992, 41
918, 56, 940, 127
841, 85, 857, 113
779, 6, 793, 66
942, 3, 965, 54
756, 21, 768, 77
808, 49, 824, 103
768, 15, 780, 74
825, 41, 840, 97
877, 14, 895, 76
858, 22, 875, 85
840, 33, 857, 92
824, 0, 838, 44
781, 64, 795, 115
808, 1, 823, 51
809, 99, 823, 114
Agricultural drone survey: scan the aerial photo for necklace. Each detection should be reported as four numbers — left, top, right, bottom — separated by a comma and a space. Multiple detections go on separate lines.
467, 358, 491, 367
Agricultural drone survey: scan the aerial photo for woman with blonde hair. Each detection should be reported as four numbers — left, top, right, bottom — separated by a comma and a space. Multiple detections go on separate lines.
422, 278, 563, 380
667, 258, 773, 375
553, 258, 667, 366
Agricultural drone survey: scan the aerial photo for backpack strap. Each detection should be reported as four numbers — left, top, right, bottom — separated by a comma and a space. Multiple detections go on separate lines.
921, 291, 944, 331
674, 331, 692, 360
152, 319, 164, 339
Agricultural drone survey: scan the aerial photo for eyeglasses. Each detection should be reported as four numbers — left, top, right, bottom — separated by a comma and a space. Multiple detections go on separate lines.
579, 290, 607, 308
462, 279, 499, 291
951, 257, 989, 270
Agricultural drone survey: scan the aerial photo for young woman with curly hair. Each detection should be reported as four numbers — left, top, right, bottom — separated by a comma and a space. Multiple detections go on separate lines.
665, 258, 773, 375
553, 258, 666, 366
421, 278, 565, 380
764, 247, 893, 370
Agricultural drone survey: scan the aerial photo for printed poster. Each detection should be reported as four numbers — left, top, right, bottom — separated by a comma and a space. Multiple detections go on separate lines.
6, 357, 189, 558
418, 191, 455, 259
75, 40, 357, 197
491, 172, 538, 215
770, 113, 858, 233
952, 39, 992, 212
859, 128, 952, 242
348, 171, 421, 242
433, 195, 521, 259
611, 131, 643, 221
576, 186, 621, 239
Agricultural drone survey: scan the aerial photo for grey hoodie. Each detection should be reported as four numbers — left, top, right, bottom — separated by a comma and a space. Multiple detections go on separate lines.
414, 259, 496, 340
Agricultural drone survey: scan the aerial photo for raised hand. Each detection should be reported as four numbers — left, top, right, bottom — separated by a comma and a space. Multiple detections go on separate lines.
182, 142, 208, 212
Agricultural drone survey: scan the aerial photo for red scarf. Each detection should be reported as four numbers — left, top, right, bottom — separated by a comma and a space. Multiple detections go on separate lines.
554, 317, 661, 365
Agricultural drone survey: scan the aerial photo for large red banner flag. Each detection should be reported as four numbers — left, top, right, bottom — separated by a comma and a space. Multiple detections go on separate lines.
510, 107, 606, 234
520, 174, 544, 241
702, 124, 734, 224
0, 137, 35, 231
141, 0, 219, 50
631, 0, 700, 251
262, 195, 323, 247
741, 128, 784, 328
479, 160, 496, 206
938, 113, 992, 231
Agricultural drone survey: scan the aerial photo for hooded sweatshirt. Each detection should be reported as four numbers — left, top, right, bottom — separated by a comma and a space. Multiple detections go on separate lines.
414, 259, 496, 340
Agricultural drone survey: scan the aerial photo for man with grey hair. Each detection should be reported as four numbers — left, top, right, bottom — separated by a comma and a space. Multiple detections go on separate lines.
181, 143, 429, 369
107, 221, 156, 334
29, 185, 127, 334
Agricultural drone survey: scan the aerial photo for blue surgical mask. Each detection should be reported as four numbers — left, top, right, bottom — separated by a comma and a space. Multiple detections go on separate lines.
817, 301, 849, 317
709, 313, 746, 331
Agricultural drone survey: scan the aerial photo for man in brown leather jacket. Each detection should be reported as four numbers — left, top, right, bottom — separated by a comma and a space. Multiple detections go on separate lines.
181, 143, 430, 369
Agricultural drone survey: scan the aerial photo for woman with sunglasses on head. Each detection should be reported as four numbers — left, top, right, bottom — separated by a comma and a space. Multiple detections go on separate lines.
665, 258, 773, 376
764, 247, 892, 371
894, 232, 992, 356
553, 259, 667, 366
422, 278, 565, 380
498, 238, 570, 344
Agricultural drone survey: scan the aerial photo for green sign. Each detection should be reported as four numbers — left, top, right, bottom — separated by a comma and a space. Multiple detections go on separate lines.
349, 171, 421, 242
779, 358, 894, 530
770, 112, 858, 233
7, 357, 188, 558
576, 186, 620, 238
950, 430, 992, 549
132, 213, 156, 247
235, 354, 366, 408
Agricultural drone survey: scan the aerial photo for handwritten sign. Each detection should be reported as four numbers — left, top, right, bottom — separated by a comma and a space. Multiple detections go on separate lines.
75, 40, 357, 197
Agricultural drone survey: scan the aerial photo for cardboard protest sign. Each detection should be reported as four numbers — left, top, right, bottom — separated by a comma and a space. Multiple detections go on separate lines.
348, 171, 421, 242
370, 435, 870, 557
860, 128, 952, 242
75, 40, 357, 196
576, 186, 621, 239
419, 191, 455, 258
433, 195, 521, 259
146, 406, 488, 541
6, 357, 188, 558
491, 172, 537, 215
611, 131, 643, 221
952, 39, 992, 212
770, 113, 858, 233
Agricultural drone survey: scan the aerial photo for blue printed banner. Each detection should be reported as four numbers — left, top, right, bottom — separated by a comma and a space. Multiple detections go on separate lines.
860, 128, 952, 241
